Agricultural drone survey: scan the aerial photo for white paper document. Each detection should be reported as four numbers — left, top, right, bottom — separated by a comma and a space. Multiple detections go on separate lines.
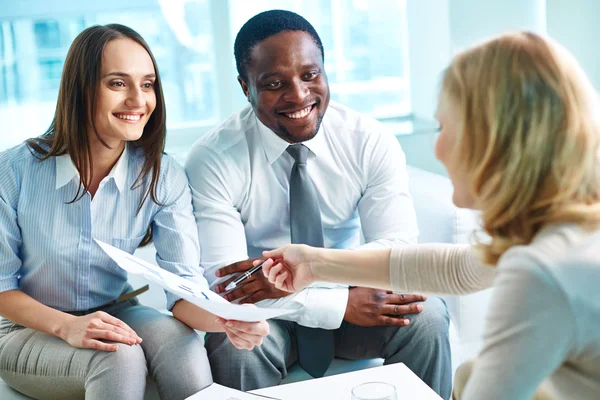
95, 239, 295, 322
186, 383, 281, 400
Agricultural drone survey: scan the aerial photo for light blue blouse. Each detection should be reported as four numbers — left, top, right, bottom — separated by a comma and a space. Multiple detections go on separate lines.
0, 142, 208, 312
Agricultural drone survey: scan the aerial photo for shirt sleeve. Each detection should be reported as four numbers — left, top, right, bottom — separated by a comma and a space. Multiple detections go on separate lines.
356, 130, 418, 250
185, 144, 348, 329
152, 156, 209, 311
462, 251, 574, 400
255, 288, 349, 329
184, 144, 249, 277
0, 150, 22, 293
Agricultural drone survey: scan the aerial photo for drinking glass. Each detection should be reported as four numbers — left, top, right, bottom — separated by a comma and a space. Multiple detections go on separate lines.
351, 382, 397, 400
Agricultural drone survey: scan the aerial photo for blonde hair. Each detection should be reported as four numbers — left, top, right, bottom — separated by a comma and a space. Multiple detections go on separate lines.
442, 32, 600, 265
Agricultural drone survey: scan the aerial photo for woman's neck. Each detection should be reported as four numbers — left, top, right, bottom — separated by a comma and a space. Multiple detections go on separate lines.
87, 138, 126, 197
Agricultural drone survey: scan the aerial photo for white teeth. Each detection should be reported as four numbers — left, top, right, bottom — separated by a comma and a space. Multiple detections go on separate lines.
115, 114, 141, 121
285, 106, 312, 119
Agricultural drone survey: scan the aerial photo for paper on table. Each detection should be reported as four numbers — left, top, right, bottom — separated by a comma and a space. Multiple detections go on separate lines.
95, 239, 296, 322
186, 383, 281, 400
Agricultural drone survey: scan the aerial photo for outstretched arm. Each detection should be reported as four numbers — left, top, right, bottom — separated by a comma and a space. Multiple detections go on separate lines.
262, 243, 494, 295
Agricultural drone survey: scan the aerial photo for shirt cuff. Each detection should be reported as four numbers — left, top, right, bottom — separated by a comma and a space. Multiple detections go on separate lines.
165, 292, 181, 312
300, 287, 349, 329
0, 278, 19, 293
165, 274, 209, 312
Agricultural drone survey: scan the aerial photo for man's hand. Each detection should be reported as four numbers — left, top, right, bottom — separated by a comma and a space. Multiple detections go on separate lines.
215, 259, 289, 303
58, 311, 143, 352
344, 288, 427, 327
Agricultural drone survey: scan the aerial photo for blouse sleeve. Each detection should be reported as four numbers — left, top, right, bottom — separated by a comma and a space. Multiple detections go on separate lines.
151, 156, 209, 311
0, 150, 23, 293
389, 244, 494, 295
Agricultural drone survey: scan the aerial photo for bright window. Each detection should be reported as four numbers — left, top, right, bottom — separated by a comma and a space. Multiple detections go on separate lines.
0, 0, 411, 162
229, 0, 411, 119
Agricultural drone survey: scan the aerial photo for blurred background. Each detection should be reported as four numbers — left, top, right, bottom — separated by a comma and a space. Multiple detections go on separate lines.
0, 0, 597, 174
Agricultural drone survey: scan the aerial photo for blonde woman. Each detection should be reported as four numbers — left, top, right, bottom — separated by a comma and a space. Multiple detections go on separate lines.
259, 32, 600, 400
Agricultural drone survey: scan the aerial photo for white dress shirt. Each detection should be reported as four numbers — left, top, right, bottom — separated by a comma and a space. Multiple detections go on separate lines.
185, 101, 418, 329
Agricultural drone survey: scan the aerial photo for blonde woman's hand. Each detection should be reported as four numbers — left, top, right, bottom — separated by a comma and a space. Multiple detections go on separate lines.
58, 311, 143, 352
261, 244, 320, 293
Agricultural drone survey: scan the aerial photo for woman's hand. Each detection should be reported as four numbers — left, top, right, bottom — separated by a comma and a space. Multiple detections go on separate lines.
261, 244, 320, 293
216, 314, 270, 350
58, 311, 143, 352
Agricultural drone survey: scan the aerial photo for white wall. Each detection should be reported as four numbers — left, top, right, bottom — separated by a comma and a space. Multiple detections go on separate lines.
546, 0, 600, 91
408, 0, 546, 121
449, 0, 546, 52
407, 0, 451, 121
404, 0, 547, 176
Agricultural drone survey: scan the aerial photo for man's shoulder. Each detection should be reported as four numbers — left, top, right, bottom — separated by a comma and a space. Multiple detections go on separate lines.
325, 101, 391, 140
191, 105, 254, 156
185, 106, 255, 174
324, 102, 399, 160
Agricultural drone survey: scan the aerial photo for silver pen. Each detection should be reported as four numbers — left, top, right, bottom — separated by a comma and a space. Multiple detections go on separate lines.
224, 260, 267, 291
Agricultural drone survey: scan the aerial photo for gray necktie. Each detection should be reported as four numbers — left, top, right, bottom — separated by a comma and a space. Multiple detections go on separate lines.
287, 144, 334, 378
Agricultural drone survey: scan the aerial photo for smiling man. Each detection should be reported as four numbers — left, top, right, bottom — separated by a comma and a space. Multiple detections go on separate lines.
184, 10, 451, 399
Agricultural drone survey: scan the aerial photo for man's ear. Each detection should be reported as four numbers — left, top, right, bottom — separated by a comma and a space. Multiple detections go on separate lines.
237, 76, 251, 102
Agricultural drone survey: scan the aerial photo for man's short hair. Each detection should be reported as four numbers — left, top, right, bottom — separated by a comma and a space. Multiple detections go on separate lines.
234, 10, 324, 81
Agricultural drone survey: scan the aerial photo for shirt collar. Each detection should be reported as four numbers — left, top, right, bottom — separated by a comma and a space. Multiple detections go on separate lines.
55, 145, 129, 192
255, 111, 327, 164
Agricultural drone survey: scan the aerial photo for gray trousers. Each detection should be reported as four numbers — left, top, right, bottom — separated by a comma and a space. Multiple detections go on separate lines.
206, 296, 452, 399
0, 299, 212, 400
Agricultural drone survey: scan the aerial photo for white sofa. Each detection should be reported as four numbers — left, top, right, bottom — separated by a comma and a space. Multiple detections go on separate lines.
0, 166, 492, 399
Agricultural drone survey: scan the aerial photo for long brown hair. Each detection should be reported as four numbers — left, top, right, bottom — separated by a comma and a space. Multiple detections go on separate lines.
442, 32, 600, 265
27, 24, 167, 246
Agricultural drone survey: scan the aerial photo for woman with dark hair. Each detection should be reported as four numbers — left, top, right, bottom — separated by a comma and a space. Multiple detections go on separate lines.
0, 24, 268, 400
